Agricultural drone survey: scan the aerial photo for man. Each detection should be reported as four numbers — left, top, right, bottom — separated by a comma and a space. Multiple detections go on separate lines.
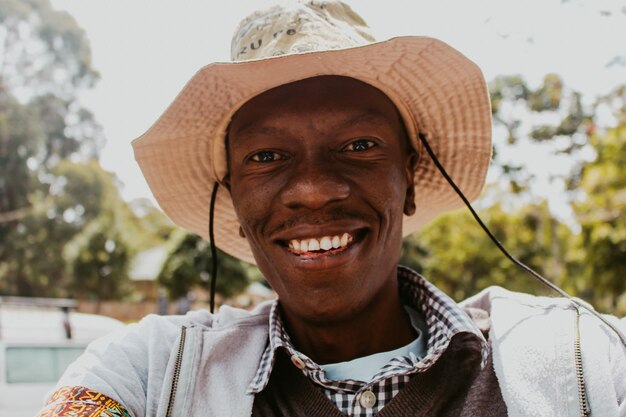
38, 1, 625, 416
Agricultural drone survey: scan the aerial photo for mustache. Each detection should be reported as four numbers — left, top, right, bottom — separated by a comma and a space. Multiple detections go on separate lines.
268, 207, 368, 236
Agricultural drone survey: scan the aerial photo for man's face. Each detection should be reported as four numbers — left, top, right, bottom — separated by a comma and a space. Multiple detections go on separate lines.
227, 76, 416, 324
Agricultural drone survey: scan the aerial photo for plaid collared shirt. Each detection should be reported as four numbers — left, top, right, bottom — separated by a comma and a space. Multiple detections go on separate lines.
248, 266, 488, 416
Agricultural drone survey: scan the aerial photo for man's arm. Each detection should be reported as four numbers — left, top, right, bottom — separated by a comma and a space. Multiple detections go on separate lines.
37, 387, 132, 417
36, 314, 187, 417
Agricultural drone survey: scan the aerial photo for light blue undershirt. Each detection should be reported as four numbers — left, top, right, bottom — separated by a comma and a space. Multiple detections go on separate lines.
319, 306, 428, 382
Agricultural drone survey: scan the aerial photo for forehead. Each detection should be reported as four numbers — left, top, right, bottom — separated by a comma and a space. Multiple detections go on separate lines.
229, 76, 404, 141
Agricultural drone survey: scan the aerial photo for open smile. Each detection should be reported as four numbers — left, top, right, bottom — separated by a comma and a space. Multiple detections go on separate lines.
287, 232, 353, 258
277, 228, 367, 260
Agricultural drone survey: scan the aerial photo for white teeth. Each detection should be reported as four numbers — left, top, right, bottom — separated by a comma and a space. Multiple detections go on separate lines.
308, 239, 320, 251
340, 233, 350, 247
288, 233, 354, 253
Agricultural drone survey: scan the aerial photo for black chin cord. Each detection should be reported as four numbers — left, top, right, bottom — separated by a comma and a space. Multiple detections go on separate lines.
209, 181, 219, 314
417, 132, 626, 347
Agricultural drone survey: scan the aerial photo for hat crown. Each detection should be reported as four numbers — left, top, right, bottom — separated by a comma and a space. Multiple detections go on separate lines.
231, 0, 375, 61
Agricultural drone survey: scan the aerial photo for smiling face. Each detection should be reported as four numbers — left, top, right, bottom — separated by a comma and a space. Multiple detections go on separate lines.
226, 76, 417, 324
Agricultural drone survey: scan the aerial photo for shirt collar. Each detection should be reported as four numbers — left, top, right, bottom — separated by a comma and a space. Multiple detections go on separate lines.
247, 265, 488, 394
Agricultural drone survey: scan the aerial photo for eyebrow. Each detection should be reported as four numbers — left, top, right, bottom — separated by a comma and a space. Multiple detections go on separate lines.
233, 109, 391, 139
335, 110, 390, 130
233, 124, 290, 139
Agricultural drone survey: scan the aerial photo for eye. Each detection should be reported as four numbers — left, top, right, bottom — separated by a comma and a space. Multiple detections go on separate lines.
249, 150, 283, 163
343, 139, 377, 152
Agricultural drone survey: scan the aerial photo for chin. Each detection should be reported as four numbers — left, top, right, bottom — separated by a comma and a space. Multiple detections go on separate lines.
284, 292, 369, 325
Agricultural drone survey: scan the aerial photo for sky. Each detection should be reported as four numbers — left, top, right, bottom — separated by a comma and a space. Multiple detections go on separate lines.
50, 0, 626, 209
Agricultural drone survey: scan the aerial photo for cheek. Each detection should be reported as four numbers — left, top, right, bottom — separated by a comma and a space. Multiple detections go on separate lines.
373, 168, 408, 240
230, 178, 275, 236
371, 166, 407, 213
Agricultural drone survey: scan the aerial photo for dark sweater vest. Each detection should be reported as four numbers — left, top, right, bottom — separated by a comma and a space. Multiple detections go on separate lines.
252, 333, 507, 416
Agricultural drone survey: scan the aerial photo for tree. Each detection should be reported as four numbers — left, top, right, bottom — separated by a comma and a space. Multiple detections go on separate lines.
0, 91, 43, 225
0, 159, 137, 299
488, 74, 591, 198
0, 0, 102, 221
572, 123, 626, 315
401, 201, 573, 302
0, 0, 122, 298
399, 81, 626, 314
0, 0, 102, 191
158, 232, 251, 300
0, 0, 99, 98
59, 160, 140, 301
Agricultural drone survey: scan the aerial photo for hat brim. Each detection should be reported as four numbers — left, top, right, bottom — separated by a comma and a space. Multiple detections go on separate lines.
132, 36, 492, 265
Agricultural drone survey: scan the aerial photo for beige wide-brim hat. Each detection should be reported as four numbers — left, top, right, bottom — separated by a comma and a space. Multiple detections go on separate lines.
132, 0, 492, 265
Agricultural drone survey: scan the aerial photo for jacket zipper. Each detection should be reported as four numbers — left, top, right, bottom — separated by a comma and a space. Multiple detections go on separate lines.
162, 310, 591, 416
166, 325, 187, 417
574, 308, 590, 417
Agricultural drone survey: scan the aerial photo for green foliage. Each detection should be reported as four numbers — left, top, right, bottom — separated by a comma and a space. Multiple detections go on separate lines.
1, 1, 624, 317
527, 74, 563, 112
121, 199, 176, 253
488, 74, 591, 199
0, 1, 126, 301
489, 75, 529, 115
0, 160, 138, 299
158, 233, 251, 300
71, 224, 131, 301
572, 125, 626, 314
400, 83, 626, 315
401, 202, 571, 301
0, 92, 44, 217
530, 91, 586, 142
0, 0, 99, 97
596, 85, 626, 126
57, 161, 136, 299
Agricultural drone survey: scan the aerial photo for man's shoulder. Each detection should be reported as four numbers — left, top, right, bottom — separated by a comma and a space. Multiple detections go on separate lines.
461, 285, 625, 342
135, 299, 274, 333
83, 299, 274, 357
460, 285, 582, 313
52, 300, 275, 412
461, 286, 626, 416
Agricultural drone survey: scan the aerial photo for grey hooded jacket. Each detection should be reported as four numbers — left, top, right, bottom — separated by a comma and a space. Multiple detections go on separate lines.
50, 286, 626, 417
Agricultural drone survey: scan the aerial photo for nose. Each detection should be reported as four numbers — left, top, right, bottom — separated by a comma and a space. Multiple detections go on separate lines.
279, 159, 350, 209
